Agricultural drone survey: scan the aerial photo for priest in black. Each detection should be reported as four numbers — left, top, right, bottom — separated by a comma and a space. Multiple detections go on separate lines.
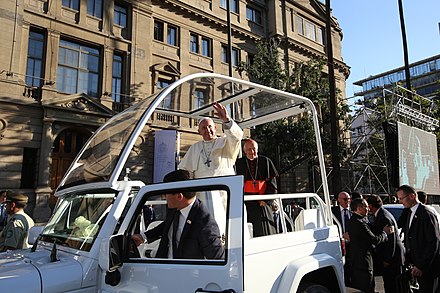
235, 139, 279, 237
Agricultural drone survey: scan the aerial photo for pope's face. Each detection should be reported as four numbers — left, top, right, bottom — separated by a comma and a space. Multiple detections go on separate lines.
244, 141, 258, 160
198, 119, 216, 141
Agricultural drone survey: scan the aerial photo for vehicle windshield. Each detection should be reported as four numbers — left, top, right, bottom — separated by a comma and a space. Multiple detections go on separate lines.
40, 190, 117, 251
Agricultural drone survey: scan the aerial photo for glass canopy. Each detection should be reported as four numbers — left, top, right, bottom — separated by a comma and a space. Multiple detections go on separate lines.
57, 73, 326, 196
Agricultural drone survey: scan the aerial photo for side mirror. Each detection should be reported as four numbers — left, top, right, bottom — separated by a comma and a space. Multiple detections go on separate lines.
28, 226, 44, 245
99, 234, 123, 272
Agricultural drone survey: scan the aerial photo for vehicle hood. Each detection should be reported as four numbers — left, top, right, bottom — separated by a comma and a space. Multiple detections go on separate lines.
0, 248, 85, 292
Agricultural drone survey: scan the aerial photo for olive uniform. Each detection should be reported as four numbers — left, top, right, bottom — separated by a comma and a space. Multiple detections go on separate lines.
0, 192, 35, 250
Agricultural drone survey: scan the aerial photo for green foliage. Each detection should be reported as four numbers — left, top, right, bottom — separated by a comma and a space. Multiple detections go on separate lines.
238, 38, 348, 173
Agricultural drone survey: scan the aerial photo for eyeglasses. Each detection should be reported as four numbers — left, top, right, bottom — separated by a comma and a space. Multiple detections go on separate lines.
398, 194, 409, 202
341, 198, 351, 202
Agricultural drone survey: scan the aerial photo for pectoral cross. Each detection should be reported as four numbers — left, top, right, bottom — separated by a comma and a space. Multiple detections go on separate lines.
253, 180, 257, 188
204, 158, 212, 167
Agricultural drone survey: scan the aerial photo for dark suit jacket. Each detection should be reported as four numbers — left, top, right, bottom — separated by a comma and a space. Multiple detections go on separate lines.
145, 198, 225, 260
347, 213, 388, 271
369, 207, 404, 273
332, 206, 351, 233
405, 204, 440, 276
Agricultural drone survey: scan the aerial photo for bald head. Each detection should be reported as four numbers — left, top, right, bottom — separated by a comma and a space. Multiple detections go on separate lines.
337, 191, 351, 209
243, 139, 258, 160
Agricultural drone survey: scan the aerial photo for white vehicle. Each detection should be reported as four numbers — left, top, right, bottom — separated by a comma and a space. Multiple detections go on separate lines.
0, 73, 345, 292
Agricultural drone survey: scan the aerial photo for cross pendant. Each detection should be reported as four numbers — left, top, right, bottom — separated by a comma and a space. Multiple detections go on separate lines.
205, 158, 212, 167
253, 180, 257, 188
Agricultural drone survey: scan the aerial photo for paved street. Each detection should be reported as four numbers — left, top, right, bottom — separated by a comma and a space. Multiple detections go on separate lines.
346, 276, 384, 292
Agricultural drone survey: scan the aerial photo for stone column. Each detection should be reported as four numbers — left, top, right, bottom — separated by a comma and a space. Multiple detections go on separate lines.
34, 119, 54, 222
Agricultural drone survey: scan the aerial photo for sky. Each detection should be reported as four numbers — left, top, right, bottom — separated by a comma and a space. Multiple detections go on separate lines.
331, 0, 440, 103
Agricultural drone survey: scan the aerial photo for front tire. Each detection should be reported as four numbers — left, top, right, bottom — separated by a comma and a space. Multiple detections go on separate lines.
297, 282, 331, 293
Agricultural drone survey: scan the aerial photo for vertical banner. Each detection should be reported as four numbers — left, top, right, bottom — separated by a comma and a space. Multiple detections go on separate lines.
153, 130, 178, 183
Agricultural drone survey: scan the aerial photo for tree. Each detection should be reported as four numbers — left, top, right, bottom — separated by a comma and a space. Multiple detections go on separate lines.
238, 38, 348, 177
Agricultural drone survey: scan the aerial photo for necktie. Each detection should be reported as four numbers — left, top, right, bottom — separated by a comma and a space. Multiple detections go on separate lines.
0, 204, 5, 225
172, 210, 180, 258
343, 209, 350, 233
273, 212, 279, 233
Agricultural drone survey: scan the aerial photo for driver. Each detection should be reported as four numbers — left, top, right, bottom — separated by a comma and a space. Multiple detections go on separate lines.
132, 170, 224, 259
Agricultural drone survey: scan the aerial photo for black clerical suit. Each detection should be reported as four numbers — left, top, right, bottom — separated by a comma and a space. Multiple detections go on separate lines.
145, 198, 224, 259
405, 204, 440, 293
347, 212, 388, 293
236, 155, 278, 237
370, 207, 404, 293
235, 155, 278, 194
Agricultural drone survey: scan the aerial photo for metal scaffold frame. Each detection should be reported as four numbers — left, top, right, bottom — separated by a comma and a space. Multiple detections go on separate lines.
345, 84, 439, 197
345, 105, 391, 196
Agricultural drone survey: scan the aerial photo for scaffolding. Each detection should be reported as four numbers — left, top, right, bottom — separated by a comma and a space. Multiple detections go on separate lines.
346, 84, 439, 196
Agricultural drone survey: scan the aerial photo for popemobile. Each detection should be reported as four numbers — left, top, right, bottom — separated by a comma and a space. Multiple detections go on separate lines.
0, 73, 346, 293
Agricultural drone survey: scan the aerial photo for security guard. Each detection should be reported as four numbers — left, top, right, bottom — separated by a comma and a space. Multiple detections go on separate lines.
0, 191, 35, 251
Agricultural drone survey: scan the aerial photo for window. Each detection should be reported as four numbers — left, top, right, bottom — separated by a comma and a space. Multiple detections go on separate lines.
87, 0, 102, 18
221, 45, 239, 66
21, 148, 38, 189
201, 37, 211, 57
127, 186, 228, 262
154, 20, 178, 46
246, 6, 261, 24
296, 15, 304, 35
62, 0, 79, 10
167, 25, 177, 46
112, 54, 123, 103
296, 15, 324, 45
316, 27, 324, 45
220, 0, 238, 13
190, 33, 199, 53
158, 79, 172, 109
57, 39, 100, 97
114, 4, 127, 27
193, 89, 206, 109
154, 21, 164, 42
26, 31, 45, 87
305, 20, 316, 41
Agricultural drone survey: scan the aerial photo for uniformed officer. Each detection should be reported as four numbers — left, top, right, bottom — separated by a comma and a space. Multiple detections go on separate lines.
0, 191, 35, 251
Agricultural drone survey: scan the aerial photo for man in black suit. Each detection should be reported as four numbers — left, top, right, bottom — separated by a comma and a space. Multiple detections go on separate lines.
367, 194, 404, 293
396, 185, 440, 293
331, 191, 352, 286
134, 170, 224, 260
347, 198, 395, 293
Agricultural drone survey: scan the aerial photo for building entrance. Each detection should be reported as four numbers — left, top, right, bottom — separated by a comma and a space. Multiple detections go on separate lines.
49, 128, 91, 207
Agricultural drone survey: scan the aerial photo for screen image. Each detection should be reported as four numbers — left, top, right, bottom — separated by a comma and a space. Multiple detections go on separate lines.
398, 122, 440, 195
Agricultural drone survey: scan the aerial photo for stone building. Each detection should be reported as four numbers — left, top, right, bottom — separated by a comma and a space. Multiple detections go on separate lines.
0, 0, 349, 221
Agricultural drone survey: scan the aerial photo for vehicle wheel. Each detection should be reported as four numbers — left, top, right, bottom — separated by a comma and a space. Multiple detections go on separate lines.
297, 282, 331, 293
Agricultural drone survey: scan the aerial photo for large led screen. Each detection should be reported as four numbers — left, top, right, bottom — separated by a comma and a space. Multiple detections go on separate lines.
398, 122, 439, 194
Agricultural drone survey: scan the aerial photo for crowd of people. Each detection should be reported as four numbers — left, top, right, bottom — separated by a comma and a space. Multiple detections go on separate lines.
332, 187, 440, 293
1, 102, 439, 293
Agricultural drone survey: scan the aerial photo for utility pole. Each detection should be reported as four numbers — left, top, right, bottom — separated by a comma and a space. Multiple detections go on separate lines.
325, 0, 341, 194
226, 0, 233, 77
397, 0, 411, 92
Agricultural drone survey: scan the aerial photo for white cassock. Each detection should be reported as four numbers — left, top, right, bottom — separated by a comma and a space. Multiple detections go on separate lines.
178, 120, 243, 178
178, 120, 243, 238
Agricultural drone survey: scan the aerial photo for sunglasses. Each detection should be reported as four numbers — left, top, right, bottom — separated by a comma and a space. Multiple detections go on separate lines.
341, 198, 351, 202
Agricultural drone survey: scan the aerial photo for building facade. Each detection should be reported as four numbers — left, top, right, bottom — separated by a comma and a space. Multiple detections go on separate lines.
0, 0, 349, 221
353, 54, 440, 100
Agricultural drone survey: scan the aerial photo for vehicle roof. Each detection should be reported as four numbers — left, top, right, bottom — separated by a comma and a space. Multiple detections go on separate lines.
55, 73, 328, 200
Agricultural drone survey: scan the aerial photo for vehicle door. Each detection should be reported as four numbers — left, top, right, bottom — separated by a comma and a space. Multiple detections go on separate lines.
99, 176, 244, 293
